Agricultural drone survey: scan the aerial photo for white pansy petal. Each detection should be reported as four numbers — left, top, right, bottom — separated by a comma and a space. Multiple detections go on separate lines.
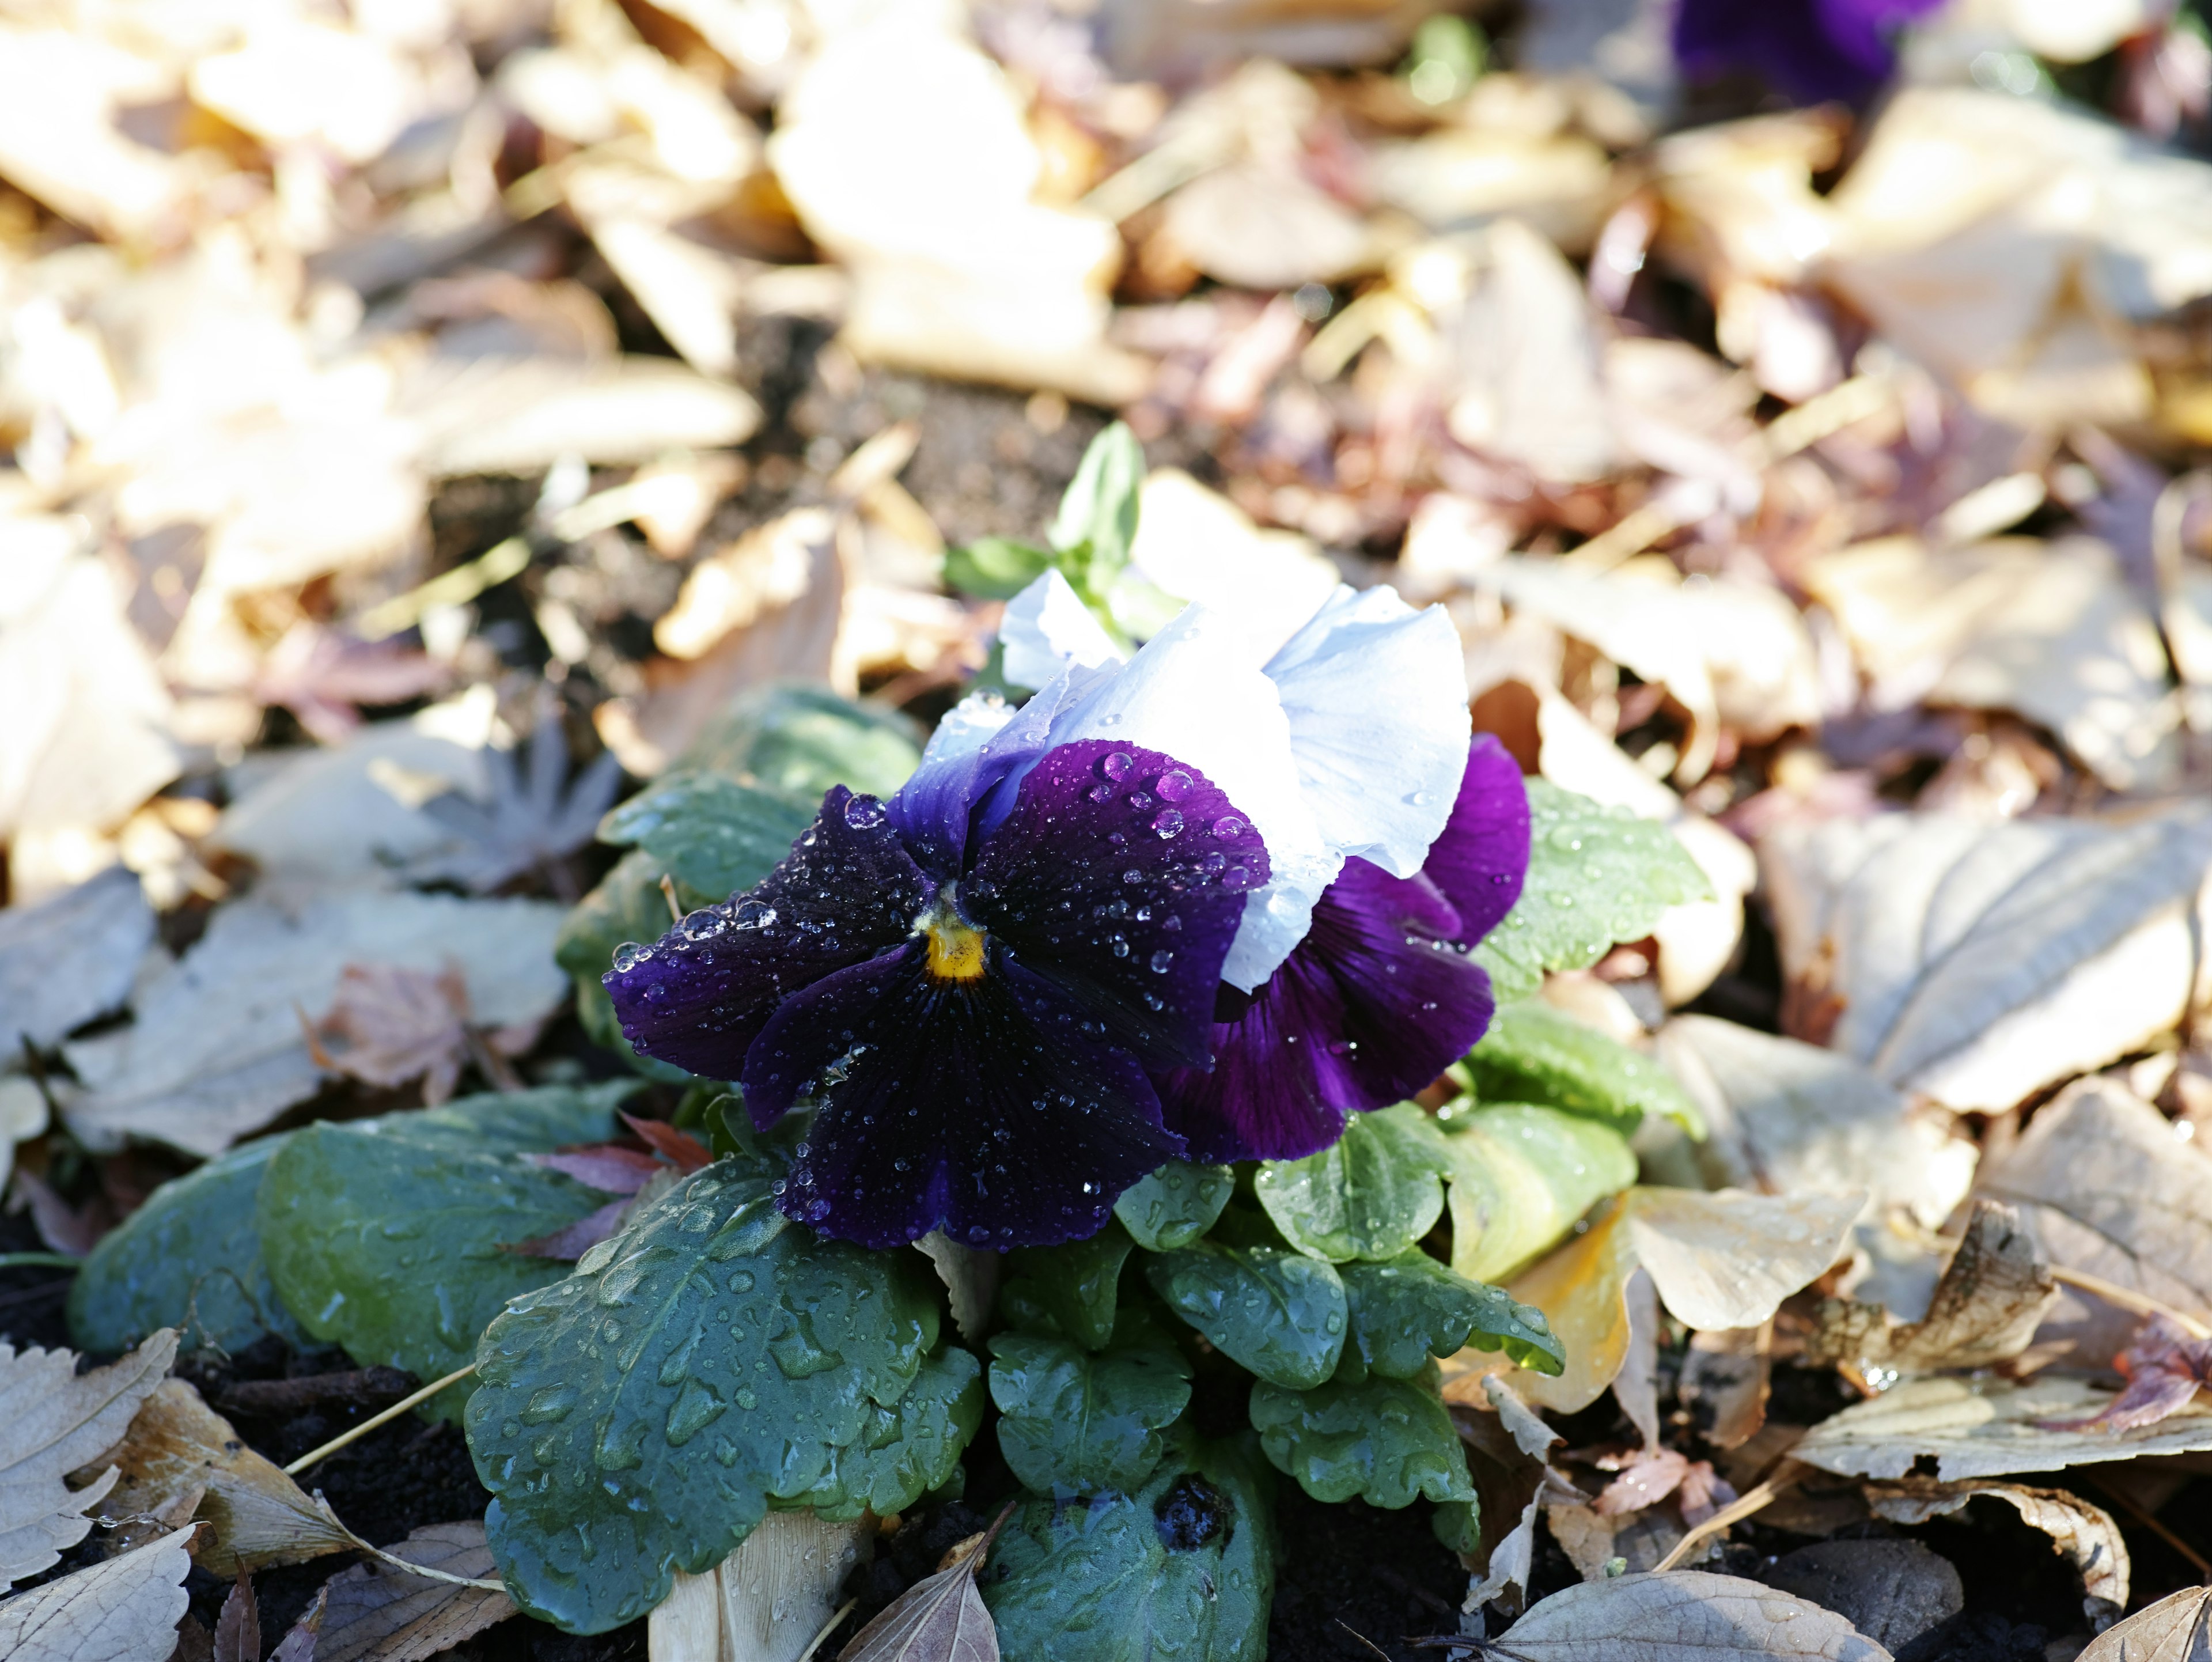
1266, 585, 1472, 878
1000, 570, 1127, 689
1040, 605, 1335, 991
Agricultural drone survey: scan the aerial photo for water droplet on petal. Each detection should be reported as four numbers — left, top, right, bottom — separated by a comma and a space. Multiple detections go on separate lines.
1150, 949, 1175, 973
1156, 770, 1192, 801
1153, 808, 1184, 838
1101, 751, 1133, 779
843, 796, 887, 830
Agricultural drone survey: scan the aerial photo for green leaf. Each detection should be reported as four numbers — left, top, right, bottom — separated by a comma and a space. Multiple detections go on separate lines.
1048, 422, 1146, 595
1252, 1104, 1453, 1262
555, 846, 700, 1084
779, 1345, 985, 1521
988, 1328, 1192, 1496
68, 1137, 310, 1357
1249, 1361, 1475, 1508
1463, 1001, 1705, 1137
945, 536, 1055, 600
674, 683, 922, 800
599, 772, 816, 904
984, 1429, 1274, 1662
1474, 781, 1713, 1004
466, 1159, 959, 1633
999, 1221, 1134, 1350
1336, 1251, 1562, 1381
1113, 1161, 1233, 1251
258, 1082, 638, 1420
1145, 1243, 1346, 1388
1437, 1101, 1638, 1285
1432, 1499, 1482, 1555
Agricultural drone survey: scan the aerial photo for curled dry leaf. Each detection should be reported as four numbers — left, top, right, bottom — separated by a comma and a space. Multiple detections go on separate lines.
1808, 1201, 2057, 1377
0, 1522, 197, 1662
1792, 1375, 2212, 1482
915, 1233, 1001, 1348
1493, 1570, 1894, 1660
836, 1506, 1008, 1662
89, 1379, 357, 1577
2077, 1584, 2212, 1661
1456, 1379, 1578, 1616
649, 1510, 872, 1662
0, 1327, 177, 1587
213, 1570, 258, 1662
1679, 1327, 1771, 1452
2041, 1317, 2212, 1434
1865, 1478, 2128, 1614
286, 1520, 516, 1662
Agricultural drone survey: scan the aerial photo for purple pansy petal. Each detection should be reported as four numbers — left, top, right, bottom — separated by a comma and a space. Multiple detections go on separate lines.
1159, 858, 1495, 1163
1673, 0, 1941, 105
603, 785, 931, 1078
1419, 734, 1530, 949
748, 945, 1183, 1248
966, 739, 1270, 1072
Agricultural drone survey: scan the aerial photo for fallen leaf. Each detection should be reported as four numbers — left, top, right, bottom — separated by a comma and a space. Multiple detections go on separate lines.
915, 1233, 1001, 1349
308, 963, 476, 1104
2076, 1583, 2212, 1660
89, 1379, 355, 1577
1455, 1376, 1577, 1616
1977, 1078, 2212, 1331
649, 1510, 870, 1662
1864, 1478, 2128, 1614
1656, 1016, 1976, 1232
2040, 1316, 2212, 1434
0, 1523, 196, 1662
247, 623, 450, 749
60, 891, 567, 1156
212, 1570, 258, 1662
620, 1114, 712, 1173
1494, 1570, 1893, 1659
0, 1328, 176, 1587
1762, 809, 2212, 1111
0, 867, 155, 1051
1791, 1375, 2212, 1482
1803, 536, 2181, 792
288, 1520, 516, 1662
399, 354, 761, 476
1808, 1201, 2057, 1376
0, 1077, 47, 1194
527, 1146, 666, 1193
1679, 1326, 1771, 1452
400, 704, 624, 894
836, 1506, 1006, 1662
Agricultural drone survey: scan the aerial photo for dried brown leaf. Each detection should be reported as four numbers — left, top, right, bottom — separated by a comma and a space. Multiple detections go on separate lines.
836, 1508, 1007, 1662
620, 1115, 712, 1174
1792, 1375, 2212, 1482
90, 1380, 356, 1578
1495, 1570, 1893, 1659
290, 1520, 516, 1662
0, 1522, 196, 1662
1865, 1478, 2128, 1613
1, 1328, 177, 1587
2078, 1584, 2212, 1660
1808, 1201, 2056, 1375
211, 1571, 258, 1662
308, 962, 473, 1105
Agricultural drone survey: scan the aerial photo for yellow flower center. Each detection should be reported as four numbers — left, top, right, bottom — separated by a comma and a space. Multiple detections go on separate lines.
920, 897, 988, 982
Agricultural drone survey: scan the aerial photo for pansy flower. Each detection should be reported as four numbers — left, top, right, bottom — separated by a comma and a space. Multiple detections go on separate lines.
1672, 0, 1944, 105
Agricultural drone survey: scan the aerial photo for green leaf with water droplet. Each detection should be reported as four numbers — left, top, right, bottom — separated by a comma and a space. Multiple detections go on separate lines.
465, 1157, 964, 1634
984, 1428, 1275, 1662
989, 1322, 1192, 1497
1113, 1161, 1234, 1251
1438, 1101, 1639, 1285
1432, 1498, 1482, 1554
69, 1135, 312, 1357
599, 771, 819, 904
258, 1082, 640, 1421
998, 1221, 1134, 1349
1336, 1250, 1562, 1382
780, 1343, 985, 1521
673, 683, 924, 801
1249, 1361, 1476, 1508
1472, 781, 1711, 1005
1145, 1242, 1346, 1388
1252, 1104, 1454, 1263
1463, 1001, 1705, 1137
556, 847, 706, 1085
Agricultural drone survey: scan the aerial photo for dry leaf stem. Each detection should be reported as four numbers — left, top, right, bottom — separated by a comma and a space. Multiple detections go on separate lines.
1653, 1477, 1789, 1572
284, 1362, 477, 1476
2080, 1474, 2212, 1584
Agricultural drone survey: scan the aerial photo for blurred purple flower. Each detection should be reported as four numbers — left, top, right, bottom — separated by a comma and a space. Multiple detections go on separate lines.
1672, 0, 1944, 104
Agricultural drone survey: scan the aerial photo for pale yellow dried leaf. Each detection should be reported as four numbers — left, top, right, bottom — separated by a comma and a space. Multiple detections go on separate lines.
1865, 1478, 2127, 1611
1626, 1187, 1862, 1334
650, 1510, 870, 1662
1498, 1570, 1892, 1659
1793, 1375, 2212, 1482
0, 1523, 196, 1662
1809, 1200, 2055, 1375
2079, 1584, 2212, 1661
835, 1529, 995, 1662
0, 1330, 176, 1588
913, 1236, 998, 1349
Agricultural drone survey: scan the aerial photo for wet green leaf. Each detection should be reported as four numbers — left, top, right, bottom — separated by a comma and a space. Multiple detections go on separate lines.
1432, 1498, 1482, 1555
1464, 1001, 1705, 1137
999, 1222, 1134, 1350
465, 1158, 959, 1633
1474, 782, 1711, 1004
1249, 1361, 1475, 1508
984, 1429, 1275, 1662
989, 1328, 1192, 1497
69, 1137, 310, 1357
1048, 422, 1146, 596
1253, 1104, 1453, 1263
1113, 1162, 1234, 1251
258, 1083, 638, 1420
674, 683, 921, 800
781, 1345, 985, 1521
555, 846, 699, 1084
1438, 1101, 1639, 1285
1336, 1251, 1563, 1381
1145, 1243, 1346, 1388
946, 536, 1055, 601
597, 771, 816, 905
